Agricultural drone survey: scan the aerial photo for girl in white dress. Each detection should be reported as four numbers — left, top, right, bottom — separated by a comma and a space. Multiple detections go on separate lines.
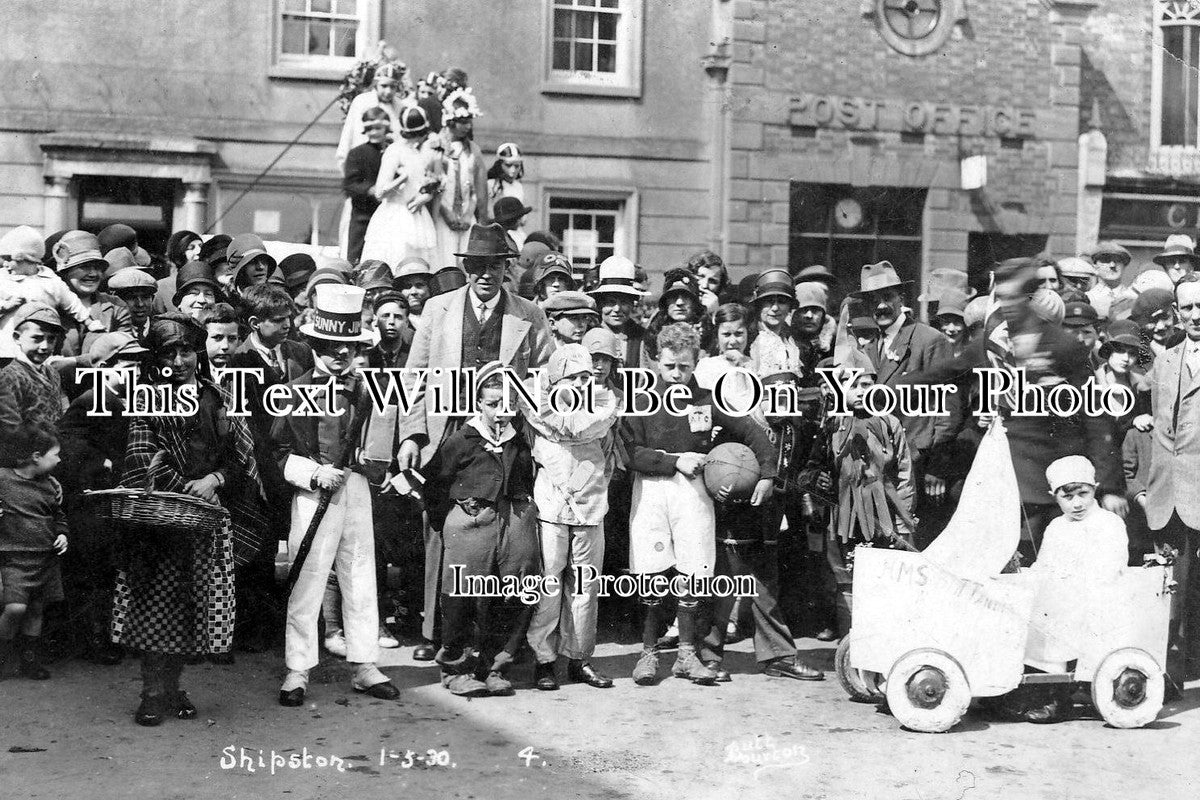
360, 106, 439, 269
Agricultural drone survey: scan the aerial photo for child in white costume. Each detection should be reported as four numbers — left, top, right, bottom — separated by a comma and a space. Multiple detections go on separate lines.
1018, 455, 1128, 722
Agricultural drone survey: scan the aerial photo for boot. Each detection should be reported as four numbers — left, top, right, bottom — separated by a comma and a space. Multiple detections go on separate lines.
672, 645, 718, 686
162, 656, 197, 720
0, 637, 15, 679
136, 653, 168, 726
17, 635, 50, 680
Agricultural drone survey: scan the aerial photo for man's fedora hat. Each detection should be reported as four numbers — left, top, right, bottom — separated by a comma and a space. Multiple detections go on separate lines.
852, 261, 912, 297
1153, 234, 1200, 267
1088, 240, 1132, 266
454, 223, 519, 260
299, 284, 374, 342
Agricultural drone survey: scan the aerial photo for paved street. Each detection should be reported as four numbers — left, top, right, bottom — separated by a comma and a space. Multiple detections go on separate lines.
2, 635, 1196, 800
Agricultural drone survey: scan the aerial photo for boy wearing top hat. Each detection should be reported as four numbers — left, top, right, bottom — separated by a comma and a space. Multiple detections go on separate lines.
272, 284, 399, 706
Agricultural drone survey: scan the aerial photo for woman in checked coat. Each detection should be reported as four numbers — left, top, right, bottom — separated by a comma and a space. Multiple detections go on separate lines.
110, 314, 268, 727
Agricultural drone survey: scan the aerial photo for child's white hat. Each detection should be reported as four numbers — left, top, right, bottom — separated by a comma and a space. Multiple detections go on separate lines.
1046, 455, 1096, 492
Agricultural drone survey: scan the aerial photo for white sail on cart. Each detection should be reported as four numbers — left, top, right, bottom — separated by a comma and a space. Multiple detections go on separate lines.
837, 420, 1173, 732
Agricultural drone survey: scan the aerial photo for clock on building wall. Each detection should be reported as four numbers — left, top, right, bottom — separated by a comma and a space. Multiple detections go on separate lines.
861, 0, 968, 57
834, 198, 864, 230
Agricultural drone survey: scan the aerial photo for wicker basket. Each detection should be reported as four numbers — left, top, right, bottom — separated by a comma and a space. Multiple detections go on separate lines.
85, 453, 228, 537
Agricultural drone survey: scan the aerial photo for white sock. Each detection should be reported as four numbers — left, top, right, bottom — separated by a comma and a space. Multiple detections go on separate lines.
281, 670, 308, 692
353, 663, 388, 687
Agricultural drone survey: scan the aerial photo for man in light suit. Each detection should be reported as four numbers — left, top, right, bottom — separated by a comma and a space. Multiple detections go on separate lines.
395, 223, 552, 676
853, 261, 962, 544
1145, 275, 1200, 683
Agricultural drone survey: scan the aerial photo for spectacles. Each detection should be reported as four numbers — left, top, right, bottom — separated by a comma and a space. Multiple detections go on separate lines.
464, 260, 505, 274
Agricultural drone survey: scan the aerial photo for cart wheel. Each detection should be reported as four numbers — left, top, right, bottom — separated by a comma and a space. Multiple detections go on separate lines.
835, 634, 884, 703
1090, 648, 1163, 729
885, 649, 971, 733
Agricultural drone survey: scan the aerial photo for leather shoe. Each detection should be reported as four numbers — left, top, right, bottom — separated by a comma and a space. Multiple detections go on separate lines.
763, 657, 825, 681
441, 672, 489, 697
353, 680, 400, 700
815, 628, 837, 642
171, 691, 198, 720
567, 659, 613, 688
412, 643, 436, 662
535, 661, 560, 691
484, 670, 515, 696
703, 660, 732, 683
135, 694, 167, 726
278, 687, 305, 707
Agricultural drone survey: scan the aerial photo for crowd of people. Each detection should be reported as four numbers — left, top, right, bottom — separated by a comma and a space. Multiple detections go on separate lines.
0, 61, 1196, 731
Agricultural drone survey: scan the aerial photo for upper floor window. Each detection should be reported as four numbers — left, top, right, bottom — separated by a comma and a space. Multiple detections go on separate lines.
544, 0, 643, 97
272, 0, 381, 80
1156, 1, 1200, 147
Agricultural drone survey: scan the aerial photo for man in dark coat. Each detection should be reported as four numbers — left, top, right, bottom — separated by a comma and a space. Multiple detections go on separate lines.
898, 258, 1126, 558
342, 107, 390, 265
851, 261, 962, 542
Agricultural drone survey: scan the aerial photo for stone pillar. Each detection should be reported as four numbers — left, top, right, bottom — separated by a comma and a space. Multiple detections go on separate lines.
183, 183, 209, 233
1077, 108, 1107, 253
1048, 0, 1098, 256
42, 176, 71, 234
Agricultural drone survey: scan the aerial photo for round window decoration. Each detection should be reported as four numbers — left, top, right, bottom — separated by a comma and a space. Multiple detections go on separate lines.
867, 0, 965, 57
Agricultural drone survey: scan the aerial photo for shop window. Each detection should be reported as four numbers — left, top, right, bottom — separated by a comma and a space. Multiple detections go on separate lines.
788, 183, 927, 290
272, 0, 381, 80
1154, 0, 1200, 148
545, 0, 643, 97
546, 193, 634, 275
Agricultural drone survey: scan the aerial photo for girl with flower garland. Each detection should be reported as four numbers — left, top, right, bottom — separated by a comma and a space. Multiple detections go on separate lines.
432, 88, 490, 268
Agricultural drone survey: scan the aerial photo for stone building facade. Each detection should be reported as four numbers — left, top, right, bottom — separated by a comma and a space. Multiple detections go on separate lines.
718, 0, 1098, 299
0, 0, 716, 276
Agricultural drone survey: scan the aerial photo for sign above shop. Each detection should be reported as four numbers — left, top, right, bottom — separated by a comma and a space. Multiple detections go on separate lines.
789, 93, 1039, 139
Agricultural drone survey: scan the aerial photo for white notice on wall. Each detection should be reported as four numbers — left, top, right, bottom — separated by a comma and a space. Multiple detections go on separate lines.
564, 229, 598, 258
253, 210, 282, 235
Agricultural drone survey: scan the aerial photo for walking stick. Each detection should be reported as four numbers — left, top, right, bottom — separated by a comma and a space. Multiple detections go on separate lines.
284, 387, 372, 594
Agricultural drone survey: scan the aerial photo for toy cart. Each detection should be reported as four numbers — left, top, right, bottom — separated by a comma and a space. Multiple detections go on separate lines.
843, 549, 1171, 732
832, 421, 1173, 732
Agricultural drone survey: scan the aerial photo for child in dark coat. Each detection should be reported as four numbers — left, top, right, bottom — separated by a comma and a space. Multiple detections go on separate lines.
431, 362, 539, 697
0, 423, 68, 679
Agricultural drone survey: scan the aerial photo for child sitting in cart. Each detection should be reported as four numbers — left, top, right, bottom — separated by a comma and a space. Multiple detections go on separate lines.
1004, 455, 1129, 723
